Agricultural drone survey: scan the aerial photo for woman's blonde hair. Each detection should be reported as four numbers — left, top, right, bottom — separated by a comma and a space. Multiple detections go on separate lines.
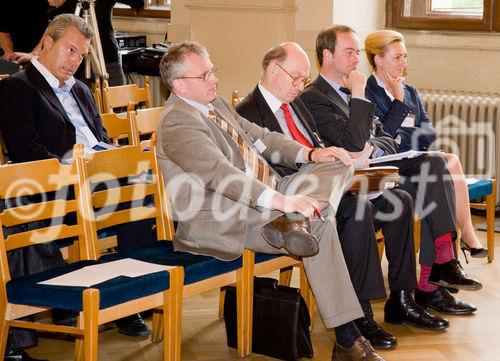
365, 30, 406, 74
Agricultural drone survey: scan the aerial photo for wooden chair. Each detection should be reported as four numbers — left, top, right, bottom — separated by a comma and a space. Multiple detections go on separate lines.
102, 77, 152, 113
100, 109, 137, 146
0, 155, 182, 361
468, 178, 496, 262
78, 144, 257, 357
131, 106, 165, 149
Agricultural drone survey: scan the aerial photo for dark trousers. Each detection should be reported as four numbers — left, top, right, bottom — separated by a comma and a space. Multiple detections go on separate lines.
336, 189, 417, 302
389, 153, 457, 266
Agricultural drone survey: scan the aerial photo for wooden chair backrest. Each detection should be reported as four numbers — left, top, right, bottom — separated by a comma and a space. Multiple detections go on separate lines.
102, 77, 152, 113
131, 106, 165, 149
92, 78, 103, 114
0, 157, 96, 288
100, 109, 137, 146
76, 145, 174, 247
231, 90, 242, 108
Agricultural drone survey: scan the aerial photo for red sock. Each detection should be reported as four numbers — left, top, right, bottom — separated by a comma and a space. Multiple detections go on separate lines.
418, 265, 438, 292
434, 232, 455, 264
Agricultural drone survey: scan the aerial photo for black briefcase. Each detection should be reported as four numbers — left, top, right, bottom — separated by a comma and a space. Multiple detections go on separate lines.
224, 277, 313, 361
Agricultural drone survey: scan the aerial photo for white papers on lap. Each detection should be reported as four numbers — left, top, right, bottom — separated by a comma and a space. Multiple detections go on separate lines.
369, 150, 442, 165
38, 258, 174, 287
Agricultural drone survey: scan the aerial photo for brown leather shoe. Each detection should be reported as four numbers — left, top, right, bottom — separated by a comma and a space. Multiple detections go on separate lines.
261, 213, 319, 257
332, 336, 386, 361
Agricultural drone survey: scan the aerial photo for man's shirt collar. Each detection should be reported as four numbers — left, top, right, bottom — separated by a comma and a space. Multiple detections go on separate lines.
177, 95, 212, 117
258, 82, 283, 113
31, 57, 75, 92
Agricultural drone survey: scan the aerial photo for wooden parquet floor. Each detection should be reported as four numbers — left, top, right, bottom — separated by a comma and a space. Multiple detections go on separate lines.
29, 215, 500, 361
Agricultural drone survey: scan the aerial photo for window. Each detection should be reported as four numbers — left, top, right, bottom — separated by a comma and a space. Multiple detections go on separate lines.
387, 0, 499, 31
113, 0, 170, 19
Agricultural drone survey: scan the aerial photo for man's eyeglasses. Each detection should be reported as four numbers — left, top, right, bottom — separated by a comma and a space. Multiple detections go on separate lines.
275, 62, 310, 87
177, 66, 217, 82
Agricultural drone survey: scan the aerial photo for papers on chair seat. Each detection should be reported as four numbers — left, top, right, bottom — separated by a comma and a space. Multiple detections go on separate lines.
466, 178, 481, 185
38, 258, 174, 287
369, 150, 443, 165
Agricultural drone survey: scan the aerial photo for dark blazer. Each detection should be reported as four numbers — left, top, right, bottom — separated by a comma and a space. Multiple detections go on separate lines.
236, 85, 323, 177
365, 74, 436, 152
300, 75, 398, 155
0, 63, 108, 163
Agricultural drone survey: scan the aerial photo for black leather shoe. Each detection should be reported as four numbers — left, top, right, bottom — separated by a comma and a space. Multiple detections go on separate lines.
5, 348, 48, 361
384, 290, 449, 330
115, 313, 151, 337
355, 301, 397, 349
261, 213, 319, 257
415, 287, 477, 315
429, 259, 482, 291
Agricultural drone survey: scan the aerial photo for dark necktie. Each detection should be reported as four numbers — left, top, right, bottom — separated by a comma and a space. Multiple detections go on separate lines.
208, 110, 278, 189
339, 87, 351, 95
280, 103, 313, 149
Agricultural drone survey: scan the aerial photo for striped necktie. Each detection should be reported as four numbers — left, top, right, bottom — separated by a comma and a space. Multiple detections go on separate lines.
208, 110, 278, 189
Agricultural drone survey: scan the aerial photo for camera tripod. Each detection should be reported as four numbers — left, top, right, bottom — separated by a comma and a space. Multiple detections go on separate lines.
74, 0, 108, 81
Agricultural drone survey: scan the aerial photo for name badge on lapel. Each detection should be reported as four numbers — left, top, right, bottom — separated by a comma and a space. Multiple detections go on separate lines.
254, 139, 267, 154
401, 114, 416, 128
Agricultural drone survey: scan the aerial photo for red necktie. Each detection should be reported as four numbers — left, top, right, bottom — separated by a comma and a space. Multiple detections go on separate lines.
280, 103, 313, 149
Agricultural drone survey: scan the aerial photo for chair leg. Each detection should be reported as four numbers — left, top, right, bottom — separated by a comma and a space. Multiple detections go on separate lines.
486, 180, 496, 262
82, 289, 100, 361
278, 266, 293, 286
413, 217, 421, 255
74, 313, 84, 361
299, 263, 315, 331
151, 308, 164, 343
163, 267, 183, 361
218, 287, 227, 319
0, 306, 10, 359
237, 250, 254, 357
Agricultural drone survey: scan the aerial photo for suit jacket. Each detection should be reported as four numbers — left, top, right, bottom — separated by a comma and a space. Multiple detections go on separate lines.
365, 74, 436, 152
236, 85, 323, 177
156, 93, 304, 260
0, 63, 108, 163
300, 75, 398, 155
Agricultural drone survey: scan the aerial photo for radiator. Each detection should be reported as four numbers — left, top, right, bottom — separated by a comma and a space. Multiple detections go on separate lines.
419, 88, 500, 203
128, 74, 170, 107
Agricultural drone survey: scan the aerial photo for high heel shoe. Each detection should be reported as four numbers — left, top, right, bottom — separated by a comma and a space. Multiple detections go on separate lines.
460, 239, 488, 263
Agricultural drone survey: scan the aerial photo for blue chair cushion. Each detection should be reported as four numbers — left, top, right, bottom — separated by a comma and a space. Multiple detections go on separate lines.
101, 241, 243, 285
6, 260, 170, 311
468, 179, 492, 201
102, 241, 286, 285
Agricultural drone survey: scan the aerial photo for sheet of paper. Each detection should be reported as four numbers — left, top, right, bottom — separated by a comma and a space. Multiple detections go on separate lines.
369, 150, 442, 165
466, 178, 480, 185
38, 268, 117, 287
38, 258, 174, 287
85, 258, 174, 278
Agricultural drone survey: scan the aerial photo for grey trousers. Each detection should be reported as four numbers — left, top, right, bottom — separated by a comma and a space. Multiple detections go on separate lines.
246, 161, 363, 328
